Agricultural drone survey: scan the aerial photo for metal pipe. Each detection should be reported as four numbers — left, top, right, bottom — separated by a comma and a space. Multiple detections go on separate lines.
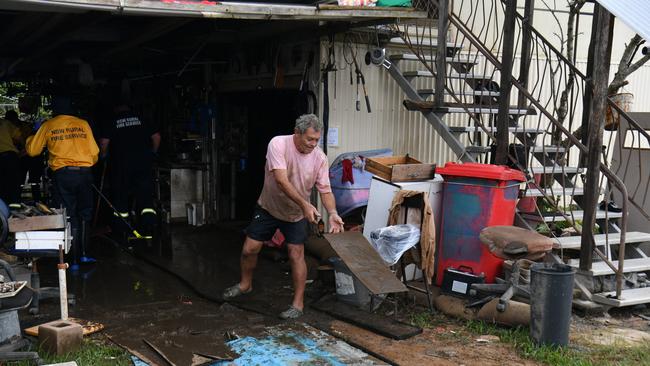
495, 0, 516, 165
58, 245, 68, 320
434, 0, 448, 106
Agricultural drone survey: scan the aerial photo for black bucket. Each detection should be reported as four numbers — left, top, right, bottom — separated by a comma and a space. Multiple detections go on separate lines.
530, 262, 575, 347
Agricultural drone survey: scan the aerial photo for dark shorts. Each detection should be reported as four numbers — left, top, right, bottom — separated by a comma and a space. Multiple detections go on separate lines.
245, 205, 308, 245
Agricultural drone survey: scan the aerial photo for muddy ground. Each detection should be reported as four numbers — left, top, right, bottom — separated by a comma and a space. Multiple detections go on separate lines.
20, 223, 650, 365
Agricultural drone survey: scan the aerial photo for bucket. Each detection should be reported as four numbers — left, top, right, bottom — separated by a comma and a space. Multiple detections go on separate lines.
530, 263, 575, 347
605, 93, 633, 131
330, 257, 384, 311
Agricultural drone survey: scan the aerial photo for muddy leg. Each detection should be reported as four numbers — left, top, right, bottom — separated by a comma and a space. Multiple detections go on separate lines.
239, 236, 263, 291
286, 244, 306, 310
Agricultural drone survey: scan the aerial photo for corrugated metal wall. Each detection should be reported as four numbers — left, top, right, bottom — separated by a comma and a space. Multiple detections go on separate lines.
319, 41, 471, 165
320, 41, 650, 166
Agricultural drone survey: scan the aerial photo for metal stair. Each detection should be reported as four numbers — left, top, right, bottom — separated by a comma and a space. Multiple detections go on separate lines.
372, 2, 650, 308
554, 232, 650, 250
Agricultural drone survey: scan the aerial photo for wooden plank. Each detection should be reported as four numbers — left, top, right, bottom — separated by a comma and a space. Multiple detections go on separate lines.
369, 156, 418, 165
403, 99, 434, 112
405, 156, 421, 164
24, 318, 105, 337
143, 339, 177, 366
366, 156, 433, 182
106, 335, 158, 366
365, 159, 393, 181
324, 232, 407, 295
8, 215, 65, 232
311, 295, 422, 340
390, 163, 435, 182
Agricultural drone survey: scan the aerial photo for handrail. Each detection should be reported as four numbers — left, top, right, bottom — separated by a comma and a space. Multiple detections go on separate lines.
610, 99, 650, 143
408, 0, 635, 298
449, 2, 628, 292
510, 5, 590, 83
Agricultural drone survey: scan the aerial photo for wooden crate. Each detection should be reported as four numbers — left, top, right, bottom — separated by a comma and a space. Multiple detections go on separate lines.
365, 155, 436, 182
8, 214, 65, 233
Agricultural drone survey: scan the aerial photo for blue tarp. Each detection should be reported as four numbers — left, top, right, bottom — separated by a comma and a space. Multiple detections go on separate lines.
214, 333, 348, 366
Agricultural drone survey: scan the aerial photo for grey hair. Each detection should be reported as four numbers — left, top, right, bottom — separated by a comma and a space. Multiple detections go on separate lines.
294, 114, 323, 133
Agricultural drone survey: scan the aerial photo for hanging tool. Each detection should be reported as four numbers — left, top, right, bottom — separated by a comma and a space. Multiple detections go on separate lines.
92, 160, 108, 228
352, 54, 371, 113
322, 35, 337, 156
299, 50, 314, 92
91, 184, 145, 240
355, 70, 361, 111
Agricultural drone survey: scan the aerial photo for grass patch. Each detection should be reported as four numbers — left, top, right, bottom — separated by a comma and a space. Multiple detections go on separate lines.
408, 310, 441, 329
10, 337, 131, 366
464, 319, 650, 366
407, 310, 650, 366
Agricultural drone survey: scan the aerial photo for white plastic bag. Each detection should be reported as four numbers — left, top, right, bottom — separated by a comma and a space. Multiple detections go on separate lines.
369, 224, 420, 265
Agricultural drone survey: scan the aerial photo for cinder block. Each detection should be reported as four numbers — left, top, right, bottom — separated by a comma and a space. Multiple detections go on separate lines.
38, 320, 83, 355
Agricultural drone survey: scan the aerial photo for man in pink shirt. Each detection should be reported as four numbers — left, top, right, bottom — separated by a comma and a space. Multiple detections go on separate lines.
223, 114, 344, 319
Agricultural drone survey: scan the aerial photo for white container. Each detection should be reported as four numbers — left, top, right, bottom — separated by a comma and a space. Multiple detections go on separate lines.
186, 202, 205, 226
14, 224, 71, 253
363, 175, 444, 242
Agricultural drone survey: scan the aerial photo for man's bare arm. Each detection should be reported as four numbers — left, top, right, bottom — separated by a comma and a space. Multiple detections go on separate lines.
320, 192, 344, 233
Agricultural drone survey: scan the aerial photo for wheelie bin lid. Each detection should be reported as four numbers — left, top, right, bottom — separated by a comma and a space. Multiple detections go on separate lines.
437, 162, 526, 182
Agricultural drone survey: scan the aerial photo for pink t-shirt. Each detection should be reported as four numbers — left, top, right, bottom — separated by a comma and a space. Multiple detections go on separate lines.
257, 135, 331, 222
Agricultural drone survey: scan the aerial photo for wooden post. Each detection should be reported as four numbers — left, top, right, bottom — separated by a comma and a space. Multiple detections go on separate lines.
434, 0, 448, 107
517, 0, 534, 110
579, 4, 614, 271
495, 0, 516, 165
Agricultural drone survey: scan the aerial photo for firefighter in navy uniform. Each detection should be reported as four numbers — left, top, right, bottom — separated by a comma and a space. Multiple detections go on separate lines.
99, 102, 161, 240
25, 97, 99, 269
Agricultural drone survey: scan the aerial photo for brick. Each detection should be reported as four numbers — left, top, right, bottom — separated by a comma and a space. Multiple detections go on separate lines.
38, 320, 83, 355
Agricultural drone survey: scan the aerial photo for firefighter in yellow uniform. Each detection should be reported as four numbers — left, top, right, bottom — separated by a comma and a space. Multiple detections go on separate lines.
0, 115, 24, 207
26, 98, 99, 269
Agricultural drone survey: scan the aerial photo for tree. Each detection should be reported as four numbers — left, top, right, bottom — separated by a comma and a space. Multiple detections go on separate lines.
542, 1, 650, 143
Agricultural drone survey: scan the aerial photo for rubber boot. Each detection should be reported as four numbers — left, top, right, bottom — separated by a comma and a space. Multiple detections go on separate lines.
31, 183, 41, 202
139, 212, 157, 239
